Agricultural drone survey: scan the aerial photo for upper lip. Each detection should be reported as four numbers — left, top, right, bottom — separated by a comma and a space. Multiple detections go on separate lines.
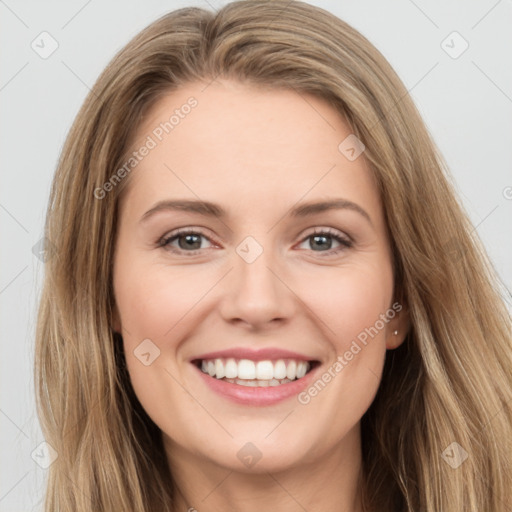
191, 347, 318, 362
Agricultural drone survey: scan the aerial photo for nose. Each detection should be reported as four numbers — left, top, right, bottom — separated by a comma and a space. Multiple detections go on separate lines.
218, 243, 296, 330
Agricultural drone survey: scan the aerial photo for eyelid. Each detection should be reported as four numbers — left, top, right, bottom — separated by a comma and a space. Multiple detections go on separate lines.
295, 226, 353, 256
158, 226, 219, 251
158, 226, 353, 256
300, 226, 352, 243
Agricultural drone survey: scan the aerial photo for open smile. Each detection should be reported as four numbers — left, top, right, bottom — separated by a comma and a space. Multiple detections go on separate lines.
191, 349, 321, 405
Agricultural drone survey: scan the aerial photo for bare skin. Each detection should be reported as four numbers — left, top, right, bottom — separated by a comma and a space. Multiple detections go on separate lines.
112, 79, 407, 512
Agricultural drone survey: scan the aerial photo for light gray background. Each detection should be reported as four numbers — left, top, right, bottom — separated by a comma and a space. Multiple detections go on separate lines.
1, 0, 511, 510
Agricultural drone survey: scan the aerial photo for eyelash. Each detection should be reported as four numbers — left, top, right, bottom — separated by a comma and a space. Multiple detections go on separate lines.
157, 227, 353, 257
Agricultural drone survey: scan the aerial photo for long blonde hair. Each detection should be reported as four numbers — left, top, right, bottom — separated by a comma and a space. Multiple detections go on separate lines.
35, 1, 512, 510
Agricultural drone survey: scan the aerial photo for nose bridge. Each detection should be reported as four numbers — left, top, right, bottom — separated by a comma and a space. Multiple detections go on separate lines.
235, 234, 281, 297
219, 234, 295, 326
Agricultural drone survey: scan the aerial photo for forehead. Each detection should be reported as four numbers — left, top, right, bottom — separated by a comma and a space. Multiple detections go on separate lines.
119, 79, 381, 223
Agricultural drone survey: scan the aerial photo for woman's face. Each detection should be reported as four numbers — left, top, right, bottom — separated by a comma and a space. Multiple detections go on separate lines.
112, 79, 406, 475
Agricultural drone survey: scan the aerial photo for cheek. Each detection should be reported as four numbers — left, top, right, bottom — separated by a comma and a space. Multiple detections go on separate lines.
298, 262, 394, 347
114, 264, 203, 438
114, 258, 210, 343
290, 265, 392, 442
114, 261, 218, 423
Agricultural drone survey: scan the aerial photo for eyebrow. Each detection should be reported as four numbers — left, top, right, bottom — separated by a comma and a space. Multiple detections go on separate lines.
140, 198, 372, 225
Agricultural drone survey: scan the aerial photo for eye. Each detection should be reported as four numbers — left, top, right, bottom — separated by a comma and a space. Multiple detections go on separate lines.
296, 227, 352, 255
158, 228, 216, 254
158, 226, 353, 256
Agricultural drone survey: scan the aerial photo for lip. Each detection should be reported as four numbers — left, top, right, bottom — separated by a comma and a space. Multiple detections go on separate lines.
191, 357, 321, 406
191, 347, 315, 362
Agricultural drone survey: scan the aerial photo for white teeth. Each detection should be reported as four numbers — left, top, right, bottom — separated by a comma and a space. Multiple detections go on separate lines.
198, 357, 312, 382
238, 359, 256, 380
225, 358, 237, 378
241, 379, 257, 387
256, 360, 274, 380
215, 359, 225, 379
224, 378, 293, 387
297, 361, 307, 379
273, 359, 287, 379
286, 360, 297, 380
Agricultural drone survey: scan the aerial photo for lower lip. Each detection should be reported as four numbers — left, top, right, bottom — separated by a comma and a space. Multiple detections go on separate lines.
193, 363, 320, 406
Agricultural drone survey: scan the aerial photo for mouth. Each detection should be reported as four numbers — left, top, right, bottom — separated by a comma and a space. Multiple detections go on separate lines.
192, 357, 320, 387
190, 347, 322, 406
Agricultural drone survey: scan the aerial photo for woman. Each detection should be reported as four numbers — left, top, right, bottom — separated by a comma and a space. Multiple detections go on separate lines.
35, 1, 512, 511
